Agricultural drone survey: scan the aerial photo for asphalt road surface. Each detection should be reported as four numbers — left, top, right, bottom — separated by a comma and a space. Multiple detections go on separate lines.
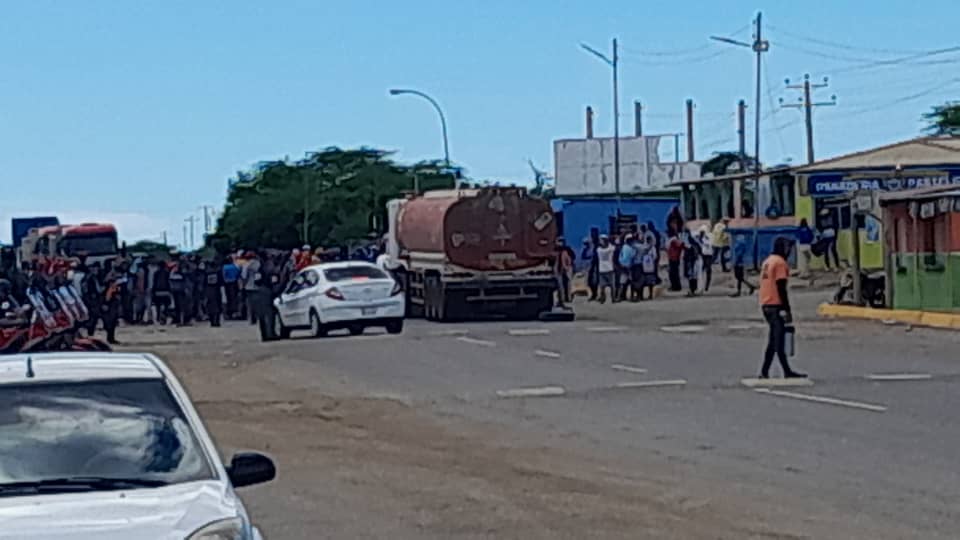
117, 287, 960, 539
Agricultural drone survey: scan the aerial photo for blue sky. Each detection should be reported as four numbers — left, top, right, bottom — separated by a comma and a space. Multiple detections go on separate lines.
2, 0, 959, 245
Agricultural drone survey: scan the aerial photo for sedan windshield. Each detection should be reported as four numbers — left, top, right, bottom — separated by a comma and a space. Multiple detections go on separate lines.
0, 379, 214, 494
324, 265, 387, 281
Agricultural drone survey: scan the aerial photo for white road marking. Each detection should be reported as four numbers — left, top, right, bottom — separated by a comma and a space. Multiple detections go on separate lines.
456, 336, 496, 347
660, 325, 706, 333
534, 350, 561, 358
430, 329, 469, 336
613, 379, 687, 389
741, 377, 814, 388
754, 388, 887, 413
508, 328, 551, 336
496, 386, 566, 398
587, 326, 626, 333
866, 373, 933, 381
610, 364, 648, 374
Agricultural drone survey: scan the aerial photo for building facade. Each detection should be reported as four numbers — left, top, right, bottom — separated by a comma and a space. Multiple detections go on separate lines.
881, 186, 960, 312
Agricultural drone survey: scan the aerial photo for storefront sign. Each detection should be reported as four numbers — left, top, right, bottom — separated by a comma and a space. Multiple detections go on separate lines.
807, 171, 960, 196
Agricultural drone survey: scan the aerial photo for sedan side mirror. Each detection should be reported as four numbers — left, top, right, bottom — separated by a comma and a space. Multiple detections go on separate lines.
227, 452, 276, 488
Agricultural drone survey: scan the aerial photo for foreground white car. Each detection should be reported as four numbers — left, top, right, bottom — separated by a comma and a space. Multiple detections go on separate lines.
273, 261, 404, 338
0, 352, 274, 540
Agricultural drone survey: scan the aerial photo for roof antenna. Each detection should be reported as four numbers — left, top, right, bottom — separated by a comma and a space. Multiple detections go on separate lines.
25, 356, 34, 379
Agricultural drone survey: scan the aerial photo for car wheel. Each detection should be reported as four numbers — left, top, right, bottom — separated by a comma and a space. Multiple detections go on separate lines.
385, 319, 403, 334
310, 310, 327, 338
348, 324, 364, 336
274, 310, 291, 339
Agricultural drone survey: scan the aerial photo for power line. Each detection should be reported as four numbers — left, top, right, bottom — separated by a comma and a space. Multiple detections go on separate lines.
767, 24, 931, 56
831, 46, 960, 75
828, 78, 960, 119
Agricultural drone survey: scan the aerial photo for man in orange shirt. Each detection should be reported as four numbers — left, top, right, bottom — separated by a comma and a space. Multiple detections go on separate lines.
758, 236, 806, 379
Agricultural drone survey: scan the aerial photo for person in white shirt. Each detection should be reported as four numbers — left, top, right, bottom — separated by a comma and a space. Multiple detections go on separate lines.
697, 226, 715, 292
595, 235, 616, 304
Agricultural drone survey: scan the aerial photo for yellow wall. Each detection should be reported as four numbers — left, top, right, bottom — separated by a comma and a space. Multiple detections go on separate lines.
795, 193, 882, 270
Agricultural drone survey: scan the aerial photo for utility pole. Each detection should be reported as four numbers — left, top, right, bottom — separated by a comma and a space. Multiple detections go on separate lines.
737, 99, 747, 170
612, 38, 620, 212
182, 225, 188, 250
200, 205, 214, 234
781, 74, 837, 164
711, 12, 769, 269
185, 215, 197, 250
686, 99, 695, 161
580, 38, 621, 212
634, 100, 643, 136
162, 230, 168, 247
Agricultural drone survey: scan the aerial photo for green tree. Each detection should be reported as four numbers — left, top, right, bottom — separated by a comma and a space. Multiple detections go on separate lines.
213, 148, 461, 251
923, 102, 960, 135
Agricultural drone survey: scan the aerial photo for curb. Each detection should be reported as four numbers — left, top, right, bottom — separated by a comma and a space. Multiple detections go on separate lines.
817, 304, 960, 330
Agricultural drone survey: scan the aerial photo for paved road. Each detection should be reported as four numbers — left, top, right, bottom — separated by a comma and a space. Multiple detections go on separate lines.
118, 288, 960, 539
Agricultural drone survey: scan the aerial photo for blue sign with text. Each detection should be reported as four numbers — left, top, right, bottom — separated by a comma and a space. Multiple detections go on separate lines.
807, 168, 960, 197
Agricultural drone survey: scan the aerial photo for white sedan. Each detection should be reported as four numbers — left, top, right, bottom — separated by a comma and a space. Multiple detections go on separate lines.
273, 261, 404, 338
0, 352, 274, 540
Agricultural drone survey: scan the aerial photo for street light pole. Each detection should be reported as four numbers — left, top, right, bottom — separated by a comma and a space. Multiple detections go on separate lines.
711, 12, 768, 269
580, 39, 622, 212
388, 88, 451, 174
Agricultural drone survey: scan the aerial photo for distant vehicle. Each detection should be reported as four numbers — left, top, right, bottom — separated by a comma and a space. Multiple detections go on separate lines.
383, 187, 557, 321
272, 261, 404, 339
0, 352, 275, 540
10, 217, 59, 250
18, 223, 119, 266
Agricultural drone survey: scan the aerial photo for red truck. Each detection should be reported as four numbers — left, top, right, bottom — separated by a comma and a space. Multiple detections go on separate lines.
383, 187, 558, 321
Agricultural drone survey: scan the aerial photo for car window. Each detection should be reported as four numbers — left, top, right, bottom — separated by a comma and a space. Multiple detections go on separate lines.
0, 379, 215, 491
303, 270, 320, 287
323, 265, 387, 281
285, 273, 305, 294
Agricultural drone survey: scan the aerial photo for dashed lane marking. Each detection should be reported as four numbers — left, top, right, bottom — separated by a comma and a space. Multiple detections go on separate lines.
534, 350, 561, 358
456, 336, 496, 347
430, 329, 469, 336
610, 364, 648, 374
866, 373, 933, 381
587, 326, 627, 333
613, 379, 687, 389
754, 388, 887, 413
741, 377, 814, 388
496, 386, 566, 398
508, 328, 551, 336
660, 325, 706, 333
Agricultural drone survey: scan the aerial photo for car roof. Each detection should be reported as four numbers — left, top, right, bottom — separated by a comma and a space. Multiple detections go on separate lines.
303, 260, 379, 272
0, 352, 163, 385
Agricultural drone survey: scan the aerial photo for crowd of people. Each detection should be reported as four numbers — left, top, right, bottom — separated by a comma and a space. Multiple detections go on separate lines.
0, 242, 382, 345
553, 209, 753, 306
551, 205, 848, 309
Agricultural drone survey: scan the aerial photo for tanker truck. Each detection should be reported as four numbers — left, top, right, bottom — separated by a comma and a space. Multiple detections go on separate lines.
384, 187, 558, 321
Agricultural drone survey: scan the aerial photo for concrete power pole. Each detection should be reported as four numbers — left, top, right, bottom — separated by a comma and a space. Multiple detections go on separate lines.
685, 99, 695, 162
781, 74, 836, 164
185, 216, 197, 250
737, 99, 747, 170
634, 100, 643, 136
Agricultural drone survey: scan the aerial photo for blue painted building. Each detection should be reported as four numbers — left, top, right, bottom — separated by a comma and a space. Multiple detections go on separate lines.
551, 196, 680, 248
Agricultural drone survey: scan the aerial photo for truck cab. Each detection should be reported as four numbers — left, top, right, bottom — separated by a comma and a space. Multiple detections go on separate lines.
19, 224, 119, 266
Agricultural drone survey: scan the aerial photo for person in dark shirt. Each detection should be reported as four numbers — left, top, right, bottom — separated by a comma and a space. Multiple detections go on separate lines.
202, 258, 224, 327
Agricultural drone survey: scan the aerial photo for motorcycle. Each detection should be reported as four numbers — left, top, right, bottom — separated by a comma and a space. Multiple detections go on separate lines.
0, 281, 110, 355
834, 270, 886, 308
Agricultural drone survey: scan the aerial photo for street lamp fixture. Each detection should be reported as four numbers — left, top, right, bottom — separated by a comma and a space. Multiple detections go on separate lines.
388, 88, 451, 174
580, 39, 621, 212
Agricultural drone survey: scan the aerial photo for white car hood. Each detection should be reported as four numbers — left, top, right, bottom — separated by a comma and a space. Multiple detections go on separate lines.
0, 480, 240, 540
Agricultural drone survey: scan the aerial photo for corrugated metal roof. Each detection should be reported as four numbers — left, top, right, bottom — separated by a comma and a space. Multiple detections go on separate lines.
798, 136, 960, 173
880, 186, 960, 203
